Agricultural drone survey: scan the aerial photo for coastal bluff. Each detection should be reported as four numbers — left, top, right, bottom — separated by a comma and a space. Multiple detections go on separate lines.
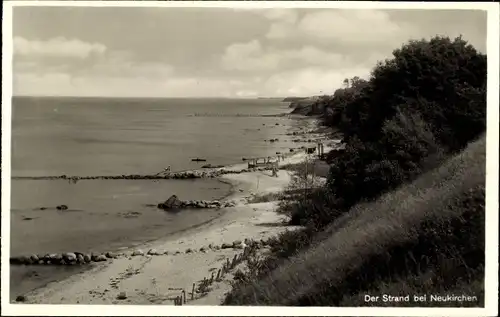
284, 96, 326, 116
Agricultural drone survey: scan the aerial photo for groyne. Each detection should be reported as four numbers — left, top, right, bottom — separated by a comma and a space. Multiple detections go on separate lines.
11, 166, 275, 181
10, 238, 270, 267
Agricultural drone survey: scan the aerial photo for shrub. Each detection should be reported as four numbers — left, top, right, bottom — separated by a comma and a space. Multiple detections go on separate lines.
289, 35, 486, 229
342, 36, 486, 148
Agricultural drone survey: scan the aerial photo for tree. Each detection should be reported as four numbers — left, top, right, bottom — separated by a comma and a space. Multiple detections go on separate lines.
342, 78, 349, 88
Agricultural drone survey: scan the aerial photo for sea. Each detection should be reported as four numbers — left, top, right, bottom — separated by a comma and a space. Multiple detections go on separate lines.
9, 96, 314, 298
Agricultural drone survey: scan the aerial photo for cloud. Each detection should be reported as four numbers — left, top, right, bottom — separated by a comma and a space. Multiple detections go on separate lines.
265, 9, 414, 49
13, 36, 178, 96
14, 36, 107, 59
262, 67, 371, 96
12, 8, 486, 98
261, 9, 299, 24
221, 40, 350, 73
82, 54, 175, 79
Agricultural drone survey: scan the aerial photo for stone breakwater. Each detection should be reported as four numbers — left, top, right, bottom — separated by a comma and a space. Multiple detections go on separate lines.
10, 238, 272, 266
158, 198, 237, 210
11, 166, 275, 181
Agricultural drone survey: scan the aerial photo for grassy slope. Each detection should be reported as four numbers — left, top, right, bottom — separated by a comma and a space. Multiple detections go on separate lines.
224, 135, 485, 306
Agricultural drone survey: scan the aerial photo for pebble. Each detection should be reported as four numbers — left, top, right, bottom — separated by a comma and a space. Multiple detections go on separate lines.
232, 240, 242, 247
116, 292, 127, 300
132, 250, 144, 256
15, 295, 26, 302
147, 249, 160, 256
95, 255, 107, 262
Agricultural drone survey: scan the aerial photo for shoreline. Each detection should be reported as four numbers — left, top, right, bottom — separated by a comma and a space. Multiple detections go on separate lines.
10, 114, 339, 303
14, 146, 327, 304
9, 177, 237, 300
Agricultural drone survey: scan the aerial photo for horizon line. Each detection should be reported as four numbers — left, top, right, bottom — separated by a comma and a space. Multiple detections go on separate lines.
11, 95, 316, 99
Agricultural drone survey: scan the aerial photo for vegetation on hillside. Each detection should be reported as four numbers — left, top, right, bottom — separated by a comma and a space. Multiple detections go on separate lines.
223, 35, 487, 306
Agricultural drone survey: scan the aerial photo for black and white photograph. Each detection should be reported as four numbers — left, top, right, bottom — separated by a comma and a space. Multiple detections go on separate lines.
2, 1, 498, 315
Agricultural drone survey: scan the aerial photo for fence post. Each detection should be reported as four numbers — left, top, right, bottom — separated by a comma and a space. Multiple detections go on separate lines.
182, 290, 186, 304
304, 149, 308, 204
231, 254, 237, 268
191, 283, 195, 300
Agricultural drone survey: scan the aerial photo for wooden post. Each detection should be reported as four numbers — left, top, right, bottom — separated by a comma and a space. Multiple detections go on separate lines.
182, 290, 186, 304
304, 148, 308, 204
210, 272, 214, 284
216, 269, 221, 281
191, 283, 195, 300
231, 254, 237, 268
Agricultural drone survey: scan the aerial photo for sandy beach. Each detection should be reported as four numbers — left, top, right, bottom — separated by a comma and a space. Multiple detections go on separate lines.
15, 148, 327, 305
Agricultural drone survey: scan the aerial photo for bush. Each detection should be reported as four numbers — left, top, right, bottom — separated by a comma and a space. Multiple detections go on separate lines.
342, 36, 486, 148
289, 35, 486, 229
222, 35, 487, 306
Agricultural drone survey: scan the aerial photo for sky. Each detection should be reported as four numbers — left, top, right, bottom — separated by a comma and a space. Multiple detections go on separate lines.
12, 6, 487, 98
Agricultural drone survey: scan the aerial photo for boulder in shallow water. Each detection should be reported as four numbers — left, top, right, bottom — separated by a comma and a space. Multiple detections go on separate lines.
95, 255, 107, 262
63, 252, 77, 262
77, 254, 85, 264
105, 252, 116, 259
56, 205, 68, 210
161, 195, 183, 210
50, 254, 63, 264
83, 254, 91, 263
30, 254, 39, 263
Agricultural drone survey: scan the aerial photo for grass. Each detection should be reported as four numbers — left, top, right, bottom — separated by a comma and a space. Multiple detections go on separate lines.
281, 160, 331, 178
223, 135, 485, 306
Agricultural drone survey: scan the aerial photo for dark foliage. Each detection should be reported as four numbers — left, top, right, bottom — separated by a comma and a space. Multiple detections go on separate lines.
290, 35, 486, 229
